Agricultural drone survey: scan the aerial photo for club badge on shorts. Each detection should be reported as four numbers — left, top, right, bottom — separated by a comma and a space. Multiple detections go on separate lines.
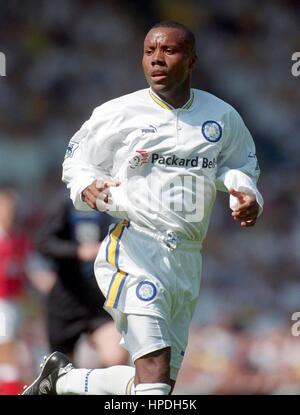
202, 120, 222, 143
136, 281, 157, 302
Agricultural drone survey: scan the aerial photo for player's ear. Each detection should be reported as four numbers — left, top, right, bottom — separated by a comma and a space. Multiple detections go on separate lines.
188, 53, 197, 70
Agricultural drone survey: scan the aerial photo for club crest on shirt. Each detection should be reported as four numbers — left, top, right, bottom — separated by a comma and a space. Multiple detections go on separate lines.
201, 121, 222, 143
136, 281, 157, 301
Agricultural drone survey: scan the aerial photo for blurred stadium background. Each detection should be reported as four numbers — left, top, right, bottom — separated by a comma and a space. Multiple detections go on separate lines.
0, 0, 299, 394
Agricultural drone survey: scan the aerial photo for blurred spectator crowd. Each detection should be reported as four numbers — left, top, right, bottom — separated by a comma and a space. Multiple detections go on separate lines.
0, 0, 299, 394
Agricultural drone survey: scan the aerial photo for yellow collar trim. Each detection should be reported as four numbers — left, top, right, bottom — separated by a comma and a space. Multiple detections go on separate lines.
149, 90, 194, 111
183, 92, 194, 109
149, 91, 173, 110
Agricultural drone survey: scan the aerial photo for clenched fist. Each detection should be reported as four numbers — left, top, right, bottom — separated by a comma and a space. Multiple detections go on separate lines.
229, 188, 259, 228
82, 179, 120, 211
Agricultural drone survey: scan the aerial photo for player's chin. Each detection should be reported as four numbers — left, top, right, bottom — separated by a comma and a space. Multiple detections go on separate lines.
149, 79, 170, 91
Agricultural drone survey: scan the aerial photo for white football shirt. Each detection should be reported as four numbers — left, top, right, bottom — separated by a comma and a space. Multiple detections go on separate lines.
62, 88, 263, 242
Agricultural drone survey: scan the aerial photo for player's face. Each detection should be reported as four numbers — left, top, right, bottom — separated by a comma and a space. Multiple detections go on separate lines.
143, 27, 196, 95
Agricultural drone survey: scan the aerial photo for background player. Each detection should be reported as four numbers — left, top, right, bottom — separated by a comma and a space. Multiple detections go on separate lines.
35, 188, 128, 367
0, 188, 29, 394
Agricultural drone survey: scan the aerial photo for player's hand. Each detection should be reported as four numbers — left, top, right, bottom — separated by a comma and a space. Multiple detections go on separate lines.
229, 188, 259, 228
77, 242, 101, 261
82, 179, 120, 211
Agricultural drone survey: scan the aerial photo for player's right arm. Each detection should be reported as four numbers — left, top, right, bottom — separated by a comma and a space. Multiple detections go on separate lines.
62, 104, 123, 211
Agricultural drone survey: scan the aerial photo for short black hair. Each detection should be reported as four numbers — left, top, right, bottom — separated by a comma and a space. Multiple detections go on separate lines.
150, 20, 196, 54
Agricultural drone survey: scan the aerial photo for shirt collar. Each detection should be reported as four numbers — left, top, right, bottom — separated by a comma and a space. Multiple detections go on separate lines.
149, 88, 194, 111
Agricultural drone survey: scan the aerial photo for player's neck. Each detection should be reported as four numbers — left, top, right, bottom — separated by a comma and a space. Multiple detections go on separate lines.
153, 81, 191, 109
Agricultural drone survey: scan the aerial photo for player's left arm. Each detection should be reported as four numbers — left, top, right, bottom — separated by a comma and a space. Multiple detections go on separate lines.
215, 108, 264, 228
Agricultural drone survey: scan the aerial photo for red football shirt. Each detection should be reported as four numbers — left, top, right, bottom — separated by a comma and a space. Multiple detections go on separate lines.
0, 231, 31, 298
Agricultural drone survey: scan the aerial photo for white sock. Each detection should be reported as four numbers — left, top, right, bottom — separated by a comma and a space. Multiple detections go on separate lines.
56, 365, 135, 395
135, 383, 171, 395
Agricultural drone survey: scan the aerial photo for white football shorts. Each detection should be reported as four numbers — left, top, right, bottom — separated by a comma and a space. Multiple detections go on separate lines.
94, 220, 202, 379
